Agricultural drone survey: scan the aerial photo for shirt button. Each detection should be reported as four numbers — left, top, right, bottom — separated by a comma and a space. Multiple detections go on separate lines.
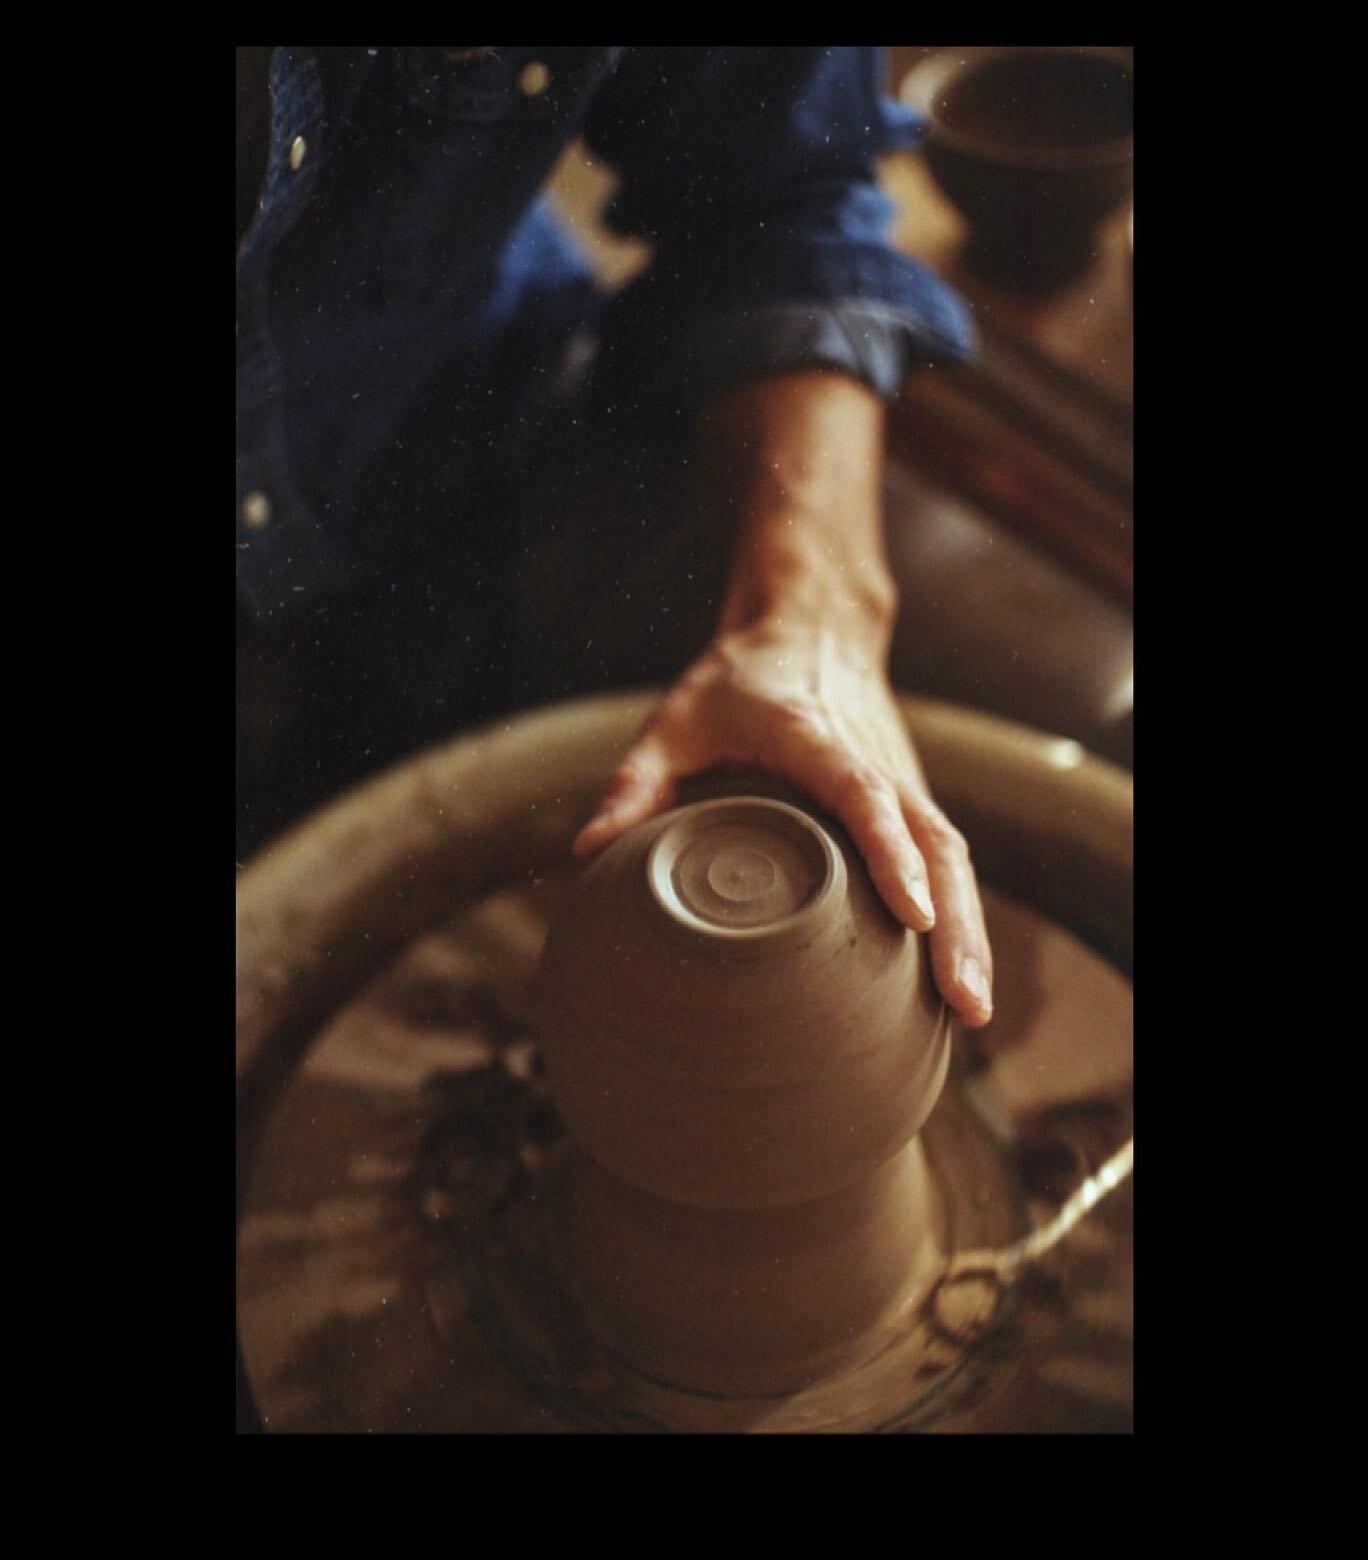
241, 491, 273, 531
518, 61, 551, 97
288, 135, 307, 171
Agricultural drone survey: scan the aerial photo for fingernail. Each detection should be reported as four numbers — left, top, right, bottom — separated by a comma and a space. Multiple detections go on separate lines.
573, 818, 605, 853
957, 955, 992, 1011
906, 875, 935, 925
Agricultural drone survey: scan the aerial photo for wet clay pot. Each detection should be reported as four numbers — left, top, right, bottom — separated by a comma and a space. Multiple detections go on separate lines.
534, 791, 952, 1396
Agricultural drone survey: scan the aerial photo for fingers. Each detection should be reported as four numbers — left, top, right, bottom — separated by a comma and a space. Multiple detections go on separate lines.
902, 796, 994, 1027
776, 744, 937, 936
572, 733, 678, 859
783, 700, 993, 1027
568, 680, 993, 1032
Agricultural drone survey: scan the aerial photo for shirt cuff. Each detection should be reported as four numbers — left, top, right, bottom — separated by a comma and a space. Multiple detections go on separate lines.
675, 297, 977, 404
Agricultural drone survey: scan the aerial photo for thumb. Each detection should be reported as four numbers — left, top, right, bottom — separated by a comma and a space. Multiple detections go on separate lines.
573, 732, 678, 858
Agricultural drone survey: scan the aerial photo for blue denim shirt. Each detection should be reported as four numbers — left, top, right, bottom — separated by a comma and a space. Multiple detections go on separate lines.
235, 47, 973, 615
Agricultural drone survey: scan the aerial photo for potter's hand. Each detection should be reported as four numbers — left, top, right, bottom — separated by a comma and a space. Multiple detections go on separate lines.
574, 370, 992, 1025
574, 616, 993, 1027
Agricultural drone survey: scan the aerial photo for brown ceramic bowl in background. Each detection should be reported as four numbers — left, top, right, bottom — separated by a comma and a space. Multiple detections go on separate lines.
902, 46, 1134, 285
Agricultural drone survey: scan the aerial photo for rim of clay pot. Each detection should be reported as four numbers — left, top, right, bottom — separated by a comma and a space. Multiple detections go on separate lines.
901, 46, 1134, 174
643, 797, 847, 949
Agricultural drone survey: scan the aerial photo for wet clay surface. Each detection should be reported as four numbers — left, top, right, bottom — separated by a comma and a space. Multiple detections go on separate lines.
533, 793, 954, 1397
237, 872, 1132, 1432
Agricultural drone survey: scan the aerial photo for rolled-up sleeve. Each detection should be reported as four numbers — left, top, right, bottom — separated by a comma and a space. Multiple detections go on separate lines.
582, 47, 974, 406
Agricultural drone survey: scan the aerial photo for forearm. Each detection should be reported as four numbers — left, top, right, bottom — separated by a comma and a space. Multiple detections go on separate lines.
701, 371, 896, 656
577, 366, 993, 1027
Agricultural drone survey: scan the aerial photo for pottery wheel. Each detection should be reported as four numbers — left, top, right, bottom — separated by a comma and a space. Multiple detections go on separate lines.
236, 691, 1133, 1433
237, 879, 1132, 1433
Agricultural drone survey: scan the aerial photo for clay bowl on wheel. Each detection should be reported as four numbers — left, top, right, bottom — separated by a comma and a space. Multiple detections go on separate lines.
901, 46, 1134, 284
533, 787, 950, 1212
532, 780, 953, 1394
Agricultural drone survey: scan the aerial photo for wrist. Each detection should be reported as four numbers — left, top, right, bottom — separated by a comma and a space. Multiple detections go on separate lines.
703, 369, 896, 655
718, 520, 898, 655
